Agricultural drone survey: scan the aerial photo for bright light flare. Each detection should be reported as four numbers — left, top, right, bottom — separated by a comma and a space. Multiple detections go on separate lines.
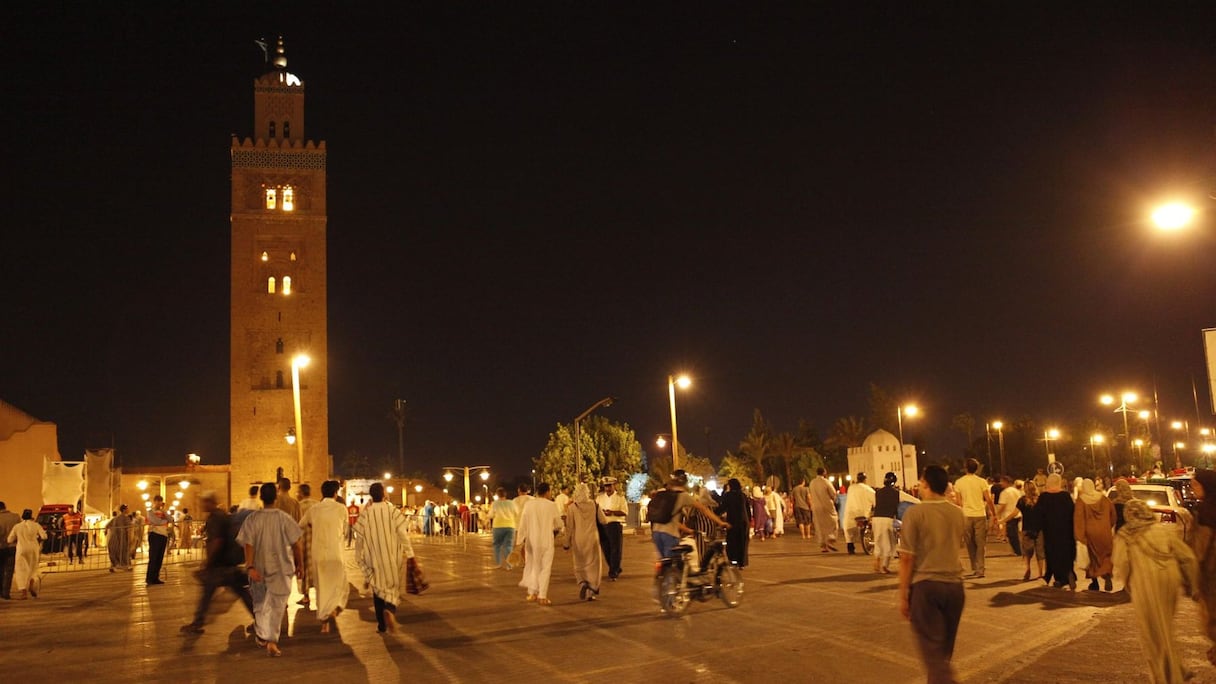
1047, 428, 1061, 440
1152, 202, 1195, 231
903, 405, 919, 417
675, 375, 691, 389
991, 420, 1003, 430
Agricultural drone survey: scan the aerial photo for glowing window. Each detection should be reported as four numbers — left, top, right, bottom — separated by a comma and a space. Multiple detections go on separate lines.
267, 277, 276, 294
289, 252, 297, 261
283, 121, 290, 138
269, 121, 276, 139
275, 338, 284, 354
282, 186, 294, 211
282, 276, 292, 295
260, 251, 269, 262
265, 188, 277, 210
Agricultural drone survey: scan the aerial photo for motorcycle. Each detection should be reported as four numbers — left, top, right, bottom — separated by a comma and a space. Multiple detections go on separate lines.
655, 527, 744, 616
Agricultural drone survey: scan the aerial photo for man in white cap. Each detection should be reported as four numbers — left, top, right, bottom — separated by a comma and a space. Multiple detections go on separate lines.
595, 476, 628, 580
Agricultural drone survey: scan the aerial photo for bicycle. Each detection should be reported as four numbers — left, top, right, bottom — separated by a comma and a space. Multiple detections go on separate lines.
654, 526, 744, 616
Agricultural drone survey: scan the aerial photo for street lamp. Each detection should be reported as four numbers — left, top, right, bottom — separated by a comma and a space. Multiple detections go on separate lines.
991, 420, 1006, 475
897, 404, 919, 486
442, 465, 491, 505
1152, 202, 1197, 231
1089, 434, 1105, 474
291, 354, 310, 483
667, 374, 691, 470
1100, 392, 1138, 470
1044, 428, 1061, 461
573, 396, 615, 476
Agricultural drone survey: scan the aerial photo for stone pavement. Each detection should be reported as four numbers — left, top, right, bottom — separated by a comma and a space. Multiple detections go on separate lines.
2, 529, 1212, 683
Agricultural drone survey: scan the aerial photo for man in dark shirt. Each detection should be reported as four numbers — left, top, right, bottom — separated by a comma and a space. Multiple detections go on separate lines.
181, 492, 254, 634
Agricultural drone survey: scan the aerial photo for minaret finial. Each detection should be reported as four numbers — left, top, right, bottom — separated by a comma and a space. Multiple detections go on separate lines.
273, 36, 287, 70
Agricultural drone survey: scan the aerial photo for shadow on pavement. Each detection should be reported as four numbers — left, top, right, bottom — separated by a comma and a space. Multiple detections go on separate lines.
989, 585, 1130, 610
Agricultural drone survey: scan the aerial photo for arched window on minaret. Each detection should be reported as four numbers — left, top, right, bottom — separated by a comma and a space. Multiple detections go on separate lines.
269, 121, 276, 139
265, 188, 277, 210
282, 185, 295, 211
267, 276, 276, 294
289, 251, 297, 261
275, 338, 284, 354
261, 251, 269, 262
275, 370, 284, 389
283, 121, 291, 138
282, 276, 292, 295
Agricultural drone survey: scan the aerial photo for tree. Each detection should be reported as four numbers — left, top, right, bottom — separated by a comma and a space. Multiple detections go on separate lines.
791, 447, 827, 486
534, 417, 643, 491
826, 416, 867, 451
717, 451, 757, 490
867, 383, 897, 435
336, 450, 371, 478
951, 413, 976, 449
770, 431, 803, 492
737, 409, 771, 481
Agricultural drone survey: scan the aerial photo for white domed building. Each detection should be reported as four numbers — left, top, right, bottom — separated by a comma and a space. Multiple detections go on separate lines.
847, 429, 918, 491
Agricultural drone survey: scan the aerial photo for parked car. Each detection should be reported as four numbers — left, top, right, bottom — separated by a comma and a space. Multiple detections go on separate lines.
1127, 484, 1194, 542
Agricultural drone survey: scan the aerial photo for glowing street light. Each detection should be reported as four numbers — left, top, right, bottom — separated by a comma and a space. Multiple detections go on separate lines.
990, 420, 1006, 475
1044, 428, 1061, 460
1152, 202, 1197, 231
897, 404, 920, 486
668, 374, 692, 470
291, 354, 311, 483
442, 465, 491, 505
1089, 433, 1105, 473
1101, 392, 1139, 469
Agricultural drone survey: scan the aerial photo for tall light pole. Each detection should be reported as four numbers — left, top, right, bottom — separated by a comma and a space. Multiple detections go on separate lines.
291, 354, 310, 483
573, 396, 615, 477
991, 421, 1006, 475
668, 374, 691, 470
897, 404, 919, 486
1044, 428, 1060, 461
442, 465, 491, 505
1101, 392, 1137, 471
391, 399, 407, 479
1089, 434, 1104, 475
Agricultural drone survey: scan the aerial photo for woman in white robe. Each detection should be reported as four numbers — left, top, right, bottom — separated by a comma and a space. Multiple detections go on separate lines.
7, 509, 46, 599
563, 483, 606, 601
300, 480, 350, 633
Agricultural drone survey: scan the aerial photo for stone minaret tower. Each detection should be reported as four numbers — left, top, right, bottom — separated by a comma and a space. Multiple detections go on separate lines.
230, 38, 328, 497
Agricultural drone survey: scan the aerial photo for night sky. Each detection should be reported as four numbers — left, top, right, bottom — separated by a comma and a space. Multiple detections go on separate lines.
5, 4, 1216, 482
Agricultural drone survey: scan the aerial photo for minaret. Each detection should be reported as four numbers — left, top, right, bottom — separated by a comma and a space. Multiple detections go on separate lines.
229, 37, 329, 497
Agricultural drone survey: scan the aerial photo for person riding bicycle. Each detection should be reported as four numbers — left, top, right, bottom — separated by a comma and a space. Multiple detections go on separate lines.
651, 470, 729, 563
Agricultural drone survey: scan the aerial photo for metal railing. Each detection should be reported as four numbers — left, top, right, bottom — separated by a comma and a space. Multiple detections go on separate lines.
38, 522, 206, 575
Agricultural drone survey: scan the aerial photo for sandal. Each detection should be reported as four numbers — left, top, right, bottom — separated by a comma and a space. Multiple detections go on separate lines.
526, 594, 537, 602
266, 642, 282, 657
320, 620, 331, 634
537, 598, 552, 606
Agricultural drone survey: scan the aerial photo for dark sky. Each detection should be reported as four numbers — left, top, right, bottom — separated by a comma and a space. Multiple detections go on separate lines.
5, 4, 1216, 481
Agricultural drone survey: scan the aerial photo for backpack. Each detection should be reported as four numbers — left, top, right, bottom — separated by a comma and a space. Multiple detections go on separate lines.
647, 490, 680, 524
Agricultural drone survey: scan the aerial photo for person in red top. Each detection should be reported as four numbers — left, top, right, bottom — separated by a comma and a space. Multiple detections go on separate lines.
63, 504, 86, 564
346, 500, 360, 548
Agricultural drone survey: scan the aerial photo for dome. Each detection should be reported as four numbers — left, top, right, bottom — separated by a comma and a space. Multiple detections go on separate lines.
861, 429, 900, 450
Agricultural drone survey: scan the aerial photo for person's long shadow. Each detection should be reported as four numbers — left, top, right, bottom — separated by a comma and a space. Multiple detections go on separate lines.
989, 584, 1130, 611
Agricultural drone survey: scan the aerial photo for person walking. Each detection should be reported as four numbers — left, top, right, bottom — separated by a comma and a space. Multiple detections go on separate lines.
898, 465, 966, 684
517, 482, 563, 605
1035, 473, 1077, 590
1189, 468, 1216, 666
8, 509, 47, 599
145, 495, 172, 586
0, 501, 21, 599
765, 485, 786, 538
1110, 478, 1135, 532
953, 458, 994, 579
180, 492, 254, 634
844, 473, 876, 555
238, 483, 304, 656
1074, 478, 1116, 591
809, 468, 840, 552
994, 476, 1022, 557
487, 487, 517, 569
563, 483, 606, 601
750, 486, 770, 541
355, 482, 415, 634
295, 483, 316, 608
792, 478, 813, 540
106, 505, 132, 572
1113, 498, 1199, 683
595, 477, 627, 580
717, 478, 751, 568
872, 472, 902, 574
1015, 480, 1045, 581
299, 480, 349, 634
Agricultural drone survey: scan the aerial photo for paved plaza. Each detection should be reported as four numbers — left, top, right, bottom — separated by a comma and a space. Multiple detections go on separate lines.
3, 529, 1213, 683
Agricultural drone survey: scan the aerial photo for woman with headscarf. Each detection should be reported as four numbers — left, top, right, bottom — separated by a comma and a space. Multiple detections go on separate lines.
750, 486, 769, 542
1110, 479, 1135, 532
1074, 478, 1116, 591
717, 479, 750, 568
1190, 469, 1216, 666
106, 505, 132, 571
7, 509, 46, 599
1113, 498, 1199, 683
1035, 473, 1077, 590
1016, 480, 1045, 581
563, 483, 606, 601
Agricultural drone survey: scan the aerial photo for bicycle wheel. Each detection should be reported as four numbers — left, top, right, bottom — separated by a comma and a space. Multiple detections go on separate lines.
716, 563, 744, 608
862, 522, 875, 555
658, 565, 689, 616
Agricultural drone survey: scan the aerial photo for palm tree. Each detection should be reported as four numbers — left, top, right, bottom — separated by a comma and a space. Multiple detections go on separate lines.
738, 409, 771, 482
826, 416, 868, 451
771, 431, 803, 491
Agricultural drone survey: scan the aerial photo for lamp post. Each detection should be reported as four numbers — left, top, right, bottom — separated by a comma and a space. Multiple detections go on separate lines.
897, 404, 919, 486
573, 396, 615, 477
1100, 392, 1137, 470
291, 354, 310, 483
1089, 434, 1105, 475
991, 420, 1006, 475
1044, 428, 1061, 461
442, 466, 491, 505
668, 374, 691, 470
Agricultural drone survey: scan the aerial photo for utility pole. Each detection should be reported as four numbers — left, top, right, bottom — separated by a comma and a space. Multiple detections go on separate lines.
391, 399, 407, 477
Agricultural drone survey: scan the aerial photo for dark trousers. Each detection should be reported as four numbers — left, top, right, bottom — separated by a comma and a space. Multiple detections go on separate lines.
68, 532, 87, 561
0, 547, 15, 599
599, 522, 623, 577
1005, 519, 1022, 556
909, 580, 966, 684
373, 594, 397, 632
192, 566, 253, 625
146, 532, 168, 582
